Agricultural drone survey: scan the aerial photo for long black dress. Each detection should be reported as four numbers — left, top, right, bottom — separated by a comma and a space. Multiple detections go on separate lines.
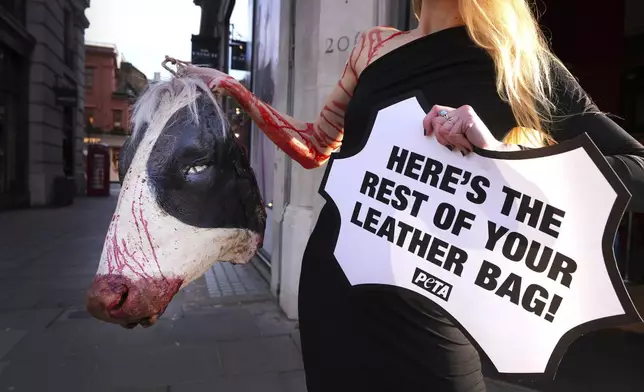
297, 26, 644, 392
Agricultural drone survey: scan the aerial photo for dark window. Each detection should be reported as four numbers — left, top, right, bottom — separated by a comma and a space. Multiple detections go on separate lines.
0, 0, 26, 23
62, 106, 74, 176
85, 67, 94, 90
112, 109, 122, 128
64, 9, 75, 69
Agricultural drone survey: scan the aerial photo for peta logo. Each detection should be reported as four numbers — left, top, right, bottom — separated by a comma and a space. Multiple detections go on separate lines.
412, 268, 453, 301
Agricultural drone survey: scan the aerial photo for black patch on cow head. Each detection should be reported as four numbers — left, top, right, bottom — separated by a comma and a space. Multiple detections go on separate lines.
145, 91, 266, 234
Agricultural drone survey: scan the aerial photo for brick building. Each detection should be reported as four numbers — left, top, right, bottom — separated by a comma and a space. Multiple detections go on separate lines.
0, 0, 90, 210
84, 44, 147, 183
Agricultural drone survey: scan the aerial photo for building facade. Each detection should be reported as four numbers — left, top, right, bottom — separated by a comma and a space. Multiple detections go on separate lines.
241, 0, 644, 320
0, 0, 33, 209
84, 44, 148, 183
0, 0, 90, 210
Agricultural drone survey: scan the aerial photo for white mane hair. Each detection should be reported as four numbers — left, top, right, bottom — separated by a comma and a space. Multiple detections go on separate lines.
123, 75, 228, 165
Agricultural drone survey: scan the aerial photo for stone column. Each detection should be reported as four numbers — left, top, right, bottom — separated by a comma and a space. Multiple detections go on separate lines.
277, 0, 385, 319
27, 0, 64, 206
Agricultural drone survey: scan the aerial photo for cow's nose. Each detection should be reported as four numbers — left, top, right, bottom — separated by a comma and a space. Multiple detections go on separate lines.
86, 274, 183, 328
86, 276, 130, 323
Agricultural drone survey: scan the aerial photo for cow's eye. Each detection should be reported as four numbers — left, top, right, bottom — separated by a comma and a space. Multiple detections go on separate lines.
184, 164, 210, 176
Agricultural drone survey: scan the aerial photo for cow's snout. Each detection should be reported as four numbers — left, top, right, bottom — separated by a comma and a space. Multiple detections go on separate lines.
86, 276, 130, 321
86, 274, 182, 329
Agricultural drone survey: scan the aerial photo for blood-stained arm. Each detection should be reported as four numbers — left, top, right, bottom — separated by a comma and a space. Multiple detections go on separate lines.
212, 68, 353, 169
179, 29, 388, 169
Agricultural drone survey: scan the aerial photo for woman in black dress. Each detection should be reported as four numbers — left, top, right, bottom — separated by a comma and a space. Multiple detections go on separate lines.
178, 0, 644, 390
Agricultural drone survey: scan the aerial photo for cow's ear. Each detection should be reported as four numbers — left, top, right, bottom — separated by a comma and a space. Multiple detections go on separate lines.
118, 121, 150, 183
118, 135, 140, 184
118, 138, 131, 184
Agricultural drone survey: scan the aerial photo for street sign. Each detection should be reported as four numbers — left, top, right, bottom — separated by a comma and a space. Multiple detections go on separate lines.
230, 40, 249, 71
191, 35, 221, 69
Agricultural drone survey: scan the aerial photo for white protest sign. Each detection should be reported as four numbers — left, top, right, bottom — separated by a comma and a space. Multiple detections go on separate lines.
321, 95, 642, 377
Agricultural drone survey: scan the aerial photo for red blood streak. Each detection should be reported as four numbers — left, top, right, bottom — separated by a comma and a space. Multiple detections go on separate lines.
332, 100, 348, 112
106, 220, 149, 282
137, 185, 165, 280
337, 80, 353, 98
103, 178, 169, 285
367, 29, 410, 65
320, 113, 342, 133
348, 32, 366, 79
324, 105, 344, 119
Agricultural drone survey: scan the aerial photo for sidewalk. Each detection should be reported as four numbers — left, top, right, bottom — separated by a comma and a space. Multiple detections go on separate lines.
0, 188, 639, 391
0, 188, 304, 391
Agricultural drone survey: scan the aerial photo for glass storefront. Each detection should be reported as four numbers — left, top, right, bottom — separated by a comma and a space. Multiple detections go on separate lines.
248, 0, 285, 263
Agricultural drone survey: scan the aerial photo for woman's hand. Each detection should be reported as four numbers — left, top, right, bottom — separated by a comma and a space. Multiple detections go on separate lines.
423, 104, 518, 154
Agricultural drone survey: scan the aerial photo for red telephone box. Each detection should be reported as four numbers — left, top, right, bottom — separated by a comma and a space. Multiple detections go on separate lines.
86, 143, 110, 197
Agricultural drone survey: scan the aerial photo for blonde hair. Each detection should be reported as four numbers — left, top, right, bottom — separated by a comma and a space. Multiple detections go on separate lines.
413, 0, 573, 147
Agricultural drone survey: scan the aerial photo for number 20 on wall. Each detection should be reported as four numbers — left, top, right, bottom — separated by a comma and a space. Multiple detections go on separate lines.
325, 32, 362, 54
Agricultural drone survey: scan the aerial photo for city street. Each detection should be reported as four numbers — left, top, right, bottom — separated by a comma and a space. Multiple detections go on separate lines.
0, 187, 640, 391
0, 186, 305, 391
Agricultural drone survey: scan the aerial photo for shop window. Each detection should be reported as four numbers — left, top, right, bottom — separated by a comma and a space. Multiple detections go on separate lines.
64, 9, 76, 69
62, 106, 74, 176
0, 0, 26, 23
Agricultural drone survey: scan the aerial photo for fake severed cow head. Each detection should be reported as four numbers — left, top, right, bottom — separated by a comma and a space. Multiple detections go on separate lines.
86, 76, 266, 328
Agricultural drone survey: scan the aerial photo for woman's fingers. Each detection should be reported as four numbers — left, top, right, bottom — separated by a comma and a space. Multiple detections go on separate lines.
424, 105, 452, 135
424, 104, 499, 155
435, 117, 453, 147
445, 120, 473, 154
431, 117, 450, 147
423, 114, 433, 136
431, 113, 460, 150
437, 119, 469, 154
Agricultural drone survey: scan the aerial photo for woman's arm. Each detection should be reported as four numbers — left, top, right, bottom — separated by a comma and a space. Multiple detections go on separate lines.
550, 66, 644, 212
182, 31, 376, 169
213, 69, 352, 169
